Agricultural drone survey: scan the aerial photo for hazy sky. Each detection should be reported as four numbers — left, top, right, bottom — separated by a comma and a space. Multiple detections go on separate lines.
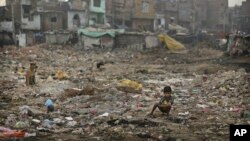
229, 0, 246, 7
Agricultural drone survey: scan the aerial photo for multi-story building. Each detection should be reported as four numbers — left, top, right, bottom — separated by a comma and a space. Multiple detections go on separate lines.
206, 0, 229, 32
106, 0, 133, 28
239, 0, 250, 33
132, 0, 156, 31
229, 6, 241, 32
155, 0, 178, 31
67, 0, 89, 30
194, 0, 208, 31
107, 0, 156, 31
89, 0, 106, 25
178, 0, 192, 27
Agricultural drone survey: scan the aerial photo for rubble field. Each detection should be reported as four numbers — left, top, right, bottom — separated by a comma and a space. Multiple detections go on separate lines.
0, 44, 249, 141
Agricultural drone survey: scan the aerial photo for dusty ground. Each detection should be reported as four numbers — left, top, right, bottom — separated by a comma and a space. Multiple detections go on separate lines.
0, 43, 249, 141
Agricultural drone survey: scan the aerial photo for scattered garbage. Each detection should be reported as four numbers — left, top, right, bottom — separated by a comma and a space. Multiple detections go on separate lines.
55, 70, 69, 80
32, 119, 41, 124
241, 110, 250, 118
66, 121, 77, 127
117, 79, 143, 93
15, 121, 29, 129
45, 99, 54, 113
19, 105, 32, 118
177, 111, 190, 121
0, 44, 249, 140
41, 119, 54, 129
5, 114, 17, 127
0, 126, 36, 139
226, 34, 250, 56
158, 34, 187, 53
98, 112, 109, 117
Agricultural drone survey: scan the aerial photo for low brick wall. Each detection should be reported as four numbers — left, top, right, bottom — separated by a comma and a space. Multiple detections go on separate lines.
115, 33, 146, 50
45, 32, 70, 44
114, 32, 159, 50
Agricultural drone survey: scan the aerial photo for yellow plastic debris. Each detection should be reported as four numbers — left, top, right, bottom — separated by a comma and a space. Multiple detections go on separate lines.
55, 70, 69, 80
158, 34, 186, 53
17, 68, 26, 76
117, 79, 143, 92
47, 76, 54, 82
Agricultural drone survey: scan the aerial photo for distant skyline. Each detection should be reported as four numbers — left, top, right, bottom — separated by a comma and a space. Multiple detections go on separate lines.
229, 0, 246, 7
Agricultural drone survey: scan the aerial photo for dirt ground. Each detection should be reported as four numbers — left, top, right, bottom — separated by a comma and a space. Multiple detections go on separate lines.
0, 43, 249, 141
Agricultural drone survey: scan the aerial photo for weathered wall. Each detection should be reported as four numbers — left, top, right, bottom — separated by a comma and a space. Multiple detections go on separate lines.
45, 32, 70, 44
67, 11, 87, 30
145, 36, 159, 49
79, 35, 114, 50
90, 0, 105, 13
100, 35, 114, 48
115, 33, 145, 50
207, 0, 229, 30
69, 0, 88, 10
154, 14, 165, 31
21, 0, 31, 5
17, 33, 26, 47
26, 31, 34, 46
42, 12, 64, 31
45, 33, 57, 44
239, 0, 250, 32
89, 13, 105, 25
133, 0, 155, 19
0, 21, 13, 32
132, 19, 154, 31
89, 0, 106, 24
106, 0, 133, 26
21, 14, 41, 30
115, 33, 159, 50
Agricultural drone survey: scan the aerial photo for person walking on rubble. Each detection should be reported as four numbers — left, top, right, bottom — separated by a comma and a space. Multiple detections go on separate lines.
148, 86, 174, 116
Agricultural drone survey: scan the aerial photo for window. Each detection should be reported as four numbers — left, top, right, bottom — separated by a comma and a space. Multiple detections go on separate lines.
22, 5, 31, 14
93, 0, 101, 7
22, 5, 32, 18
51, 17, 57, 22
142, 0, 149, 13
73, 14, 80, 27
158, 19, 161, 25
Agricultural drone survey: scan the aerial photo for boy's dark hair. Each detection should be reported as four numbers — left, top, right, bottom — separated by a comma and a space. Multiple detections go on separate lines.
163, 86, 172, 93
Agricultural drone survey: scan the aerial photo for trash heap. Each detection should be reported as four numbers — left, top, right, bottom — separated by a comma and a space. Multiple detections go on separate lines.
0, 44, 249, 140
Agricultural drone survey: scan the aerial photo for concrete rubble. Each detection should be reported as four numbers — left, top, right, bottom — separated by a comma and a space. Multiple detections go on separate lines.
0, 44, 249, 141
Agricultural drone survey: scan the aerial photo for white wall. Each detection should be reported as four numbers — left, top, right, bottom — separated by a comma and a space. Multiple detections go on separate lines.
20, 0, 41, 30
67, 11, 87, 30
0, 21, 13, 32
154, 14, 166, 31
17, 33, 26, 47
0, 0, 6, 6
21, 0, 31, 5
21, 14, 41, 30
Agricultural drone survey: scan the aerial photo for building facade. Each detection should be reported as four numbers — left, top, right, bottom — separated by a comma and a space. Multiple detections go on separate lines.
206, 0, 229, 32
67, 0, 89, 30
106, 0, 133, 28
89, 0, 106, 25
239, 0, 250, 33
132, 0, 156, 31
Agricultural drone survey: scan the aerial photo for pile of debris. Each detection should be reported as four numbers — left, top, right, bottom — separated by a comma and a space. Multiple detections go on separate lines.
0, 44, 249, 140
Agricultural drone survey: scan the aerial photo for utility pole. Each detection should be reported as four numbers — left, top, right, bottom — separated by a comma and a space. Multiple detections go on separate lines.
11, 0, 16, 45
192, 0, 196, 34
223, 10, 226, 33
112, 0, 115, 26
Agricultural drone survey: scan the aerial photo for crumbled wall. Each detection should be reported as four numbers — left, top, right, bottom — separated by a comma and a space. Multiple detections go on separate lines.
115, 33, 159, 50
45, 32, 70, 44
